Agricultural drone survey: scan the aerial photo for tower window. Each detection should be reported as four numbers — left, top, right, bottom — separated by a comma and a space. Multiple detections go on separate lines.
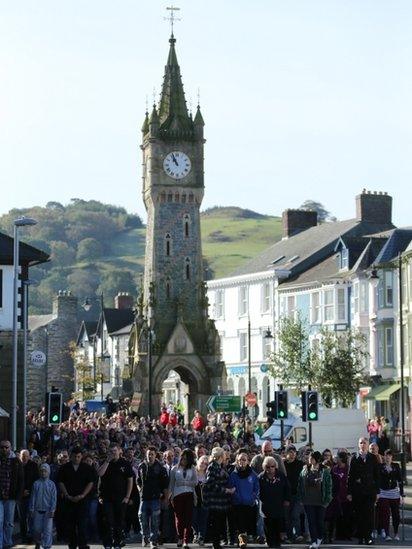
183, 214, 190, 238
182, 194, 186, 203
167, 193, 173, 202
189, 193, 194, 203
165, 234, 171, 256
185, 258, 191, 280
160, 192, 166, 203
166, 277, 171, 298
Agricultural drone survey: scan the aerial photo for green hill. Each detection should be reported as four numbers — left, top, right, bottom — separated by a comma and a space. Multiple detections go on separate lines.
0, 201, 282, 313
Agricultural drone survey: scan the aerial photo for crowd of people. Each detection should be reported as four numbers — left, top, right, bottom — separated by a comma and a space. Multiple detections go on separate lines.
0, 402, 405, 549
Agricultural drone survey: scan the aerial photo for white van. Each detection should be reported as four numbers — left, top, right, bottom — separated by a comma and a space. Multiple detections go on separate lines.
258, 408, 368, 454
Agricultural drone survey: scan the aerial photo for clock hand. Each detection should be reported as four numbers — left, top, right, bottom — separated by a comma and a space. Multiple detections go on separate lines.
171, 153, 178, 166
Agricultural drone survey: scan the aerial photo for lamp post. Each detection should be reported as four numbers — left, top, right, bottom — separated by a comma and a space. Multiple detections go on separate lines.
12, 216, 37, 450
82, 294, 104, 395
22, 279, 36, 447
369, 262, 406, 482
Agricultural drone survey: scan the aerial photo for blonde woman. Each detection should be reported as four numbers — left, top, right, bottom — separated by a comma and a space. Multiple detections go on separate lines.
203, 447, 235, 549
193, 455, 209, 545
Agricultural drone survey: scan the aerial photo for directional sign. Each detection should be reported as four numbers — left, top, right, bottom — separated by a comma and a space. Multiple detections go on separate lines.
206, 395, 242, 413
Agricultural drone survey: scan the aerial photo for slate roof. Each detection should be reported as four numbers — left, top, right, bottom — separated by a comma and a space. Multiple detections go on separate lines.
101, 308, 135, 335
76, 320, 98, 345
29, 314, 54, 331
230, 218, 394, 279
375, 228, 412, 264
280, 254, 340, 288
0, 232, 49, 266
110, 323, 133, 337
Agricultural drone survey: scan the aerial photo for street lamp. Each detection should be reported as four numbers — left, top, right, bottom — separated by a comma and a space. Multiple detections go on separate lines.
369, 260, 407, 482
12, 216, 37, 450
22, 279, 36, 447
82, 294, 104, 389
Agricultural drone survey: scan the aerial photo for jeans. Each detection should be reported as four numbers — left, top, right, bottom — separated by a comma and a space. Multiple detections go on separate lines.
18, 497, 30, 539
31, 511, 53, 549
193, 505, 209, 541
304, 505, 325, 543
86, 498, 99, 541
103, 500, 126, 546
139, 499, 161, 543
263, 517, 282, 548
172, 493, 194, 544
285, 495, 303, 538
208, 510, 227, 549
65, 499, 89, 549
378, 497, 400, 536
0, 499, 16, 549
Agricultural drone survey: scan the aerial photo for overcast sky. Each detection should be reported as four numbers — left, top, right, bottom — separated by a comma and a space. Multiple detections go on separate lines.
1, 0, 411, 225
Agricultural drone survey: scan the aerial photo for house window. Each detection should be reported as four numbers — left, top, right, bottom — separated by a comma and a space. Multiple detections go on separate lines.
353, 282, 359, 314
240, 332, 248, 361
239, 286, 248, 316
261, 282, 271, 313
287, 295, 296, 318
262, 333, 272, 359
341, 248, 349, 270
377, 325, 394, 367
337, 288, 346, 322
378, 270, 393, 308
311, 292, 320, 324
360, 281, 368, 313
386, 326, 394, 365
323, 289, 334, 322
215, 290, 224, 318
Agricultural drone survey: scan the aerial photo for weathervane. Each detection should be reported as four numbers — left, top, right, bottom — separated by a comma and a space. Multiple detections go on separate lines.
164, 5, 181, 35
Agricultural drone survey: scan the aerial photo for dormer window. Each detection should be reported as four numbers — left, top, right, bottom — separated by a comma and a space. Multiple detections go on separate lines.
340, 248, 349, 270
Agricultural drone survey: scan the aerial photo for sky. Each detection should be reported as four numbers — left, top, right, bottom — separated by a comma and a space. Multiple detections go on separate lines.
1, 0, 411, 225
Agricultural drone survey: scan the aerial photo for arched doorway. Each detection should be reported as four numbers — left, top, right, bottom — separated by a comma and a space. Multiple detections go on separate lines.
153, 358, 207, 423
227, 378, 234, 395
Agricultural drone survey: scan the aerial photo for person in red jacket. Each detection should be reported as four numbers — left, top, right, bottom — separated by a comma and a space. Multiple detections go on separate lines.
168, 411, 178, 427
191, 410, 205, 432
159, 407, 169, 427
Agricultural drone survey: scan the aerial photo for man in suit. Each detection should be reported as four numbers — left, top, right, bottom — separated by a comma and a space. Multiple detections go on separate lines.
347, 437, 380, 544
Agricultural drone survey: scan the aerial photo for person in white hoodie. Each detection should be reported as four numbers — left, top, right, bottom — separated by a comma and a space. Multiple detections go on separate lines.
29, 463, 57, 549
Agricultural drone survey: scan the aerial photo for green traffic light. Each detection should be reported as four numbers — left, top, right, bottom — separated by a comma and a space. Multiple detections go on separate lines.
278, 411, 285, 418
52, 414, 59, 422
309, 412, 317, 420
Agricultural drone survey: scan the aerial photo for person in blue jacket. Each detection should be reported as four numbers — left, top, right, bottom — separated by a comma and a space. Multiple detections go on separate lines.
228, 452, 259, 548
29, 463, 57, 549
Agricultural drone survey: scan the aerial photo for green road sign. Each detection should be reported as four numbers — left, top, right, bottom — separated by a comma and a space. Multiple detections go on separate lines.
206, 395, 242, 413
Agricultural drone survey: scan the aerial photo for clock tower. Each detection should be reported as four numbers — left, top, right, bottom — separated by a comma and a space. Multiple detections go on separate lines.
131, 32, 225, 417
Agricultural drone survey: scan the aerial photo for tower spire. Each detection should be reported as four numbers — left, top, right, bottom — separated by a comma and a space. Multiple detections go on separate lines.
157, 24, 194, 140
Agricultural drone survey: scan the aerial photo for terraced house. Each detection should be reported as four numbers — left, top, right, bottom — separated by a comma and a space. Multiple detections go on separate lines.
207, 191, 412, 440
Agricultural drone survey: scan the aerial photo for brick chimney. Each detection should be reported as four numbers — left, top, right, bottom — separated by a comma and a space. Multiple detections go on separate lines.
356, 190, 392, 224
114, 292, 134, 310
282, 209, 318, 239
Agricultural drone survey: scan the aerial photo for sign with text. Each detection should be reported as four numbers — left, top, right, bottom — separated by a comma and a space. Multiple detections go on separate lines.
206, 395, 242, 413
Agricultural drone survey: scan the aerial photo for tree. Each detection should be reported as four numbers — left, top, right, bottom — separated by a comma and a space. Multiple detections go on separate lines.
76, 238, 104, 262
69, 341, 95, 400
269, 315, 369, 406
300, 200, 337, 223
97, 270, 136, 303
50, 241, 76, 267
313, 329, 369, 407
67, 267, 101, 299
269, 315, 315, 390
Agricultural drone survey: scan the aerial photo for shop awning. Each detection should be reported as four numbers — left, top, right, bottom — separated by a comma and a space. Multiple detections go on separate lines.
365, 383, 400, 401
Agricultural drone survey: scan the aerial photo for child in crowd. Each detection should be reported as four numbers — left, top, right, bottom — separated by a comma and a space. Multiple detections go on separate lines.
29, 463, 57, 549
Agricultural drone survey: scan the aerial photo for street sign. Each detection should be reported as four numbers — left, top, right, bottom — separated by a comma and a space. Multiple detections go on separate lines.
206, 395, 242, 413
245, 392, 257, 407
30, 350, 46, 367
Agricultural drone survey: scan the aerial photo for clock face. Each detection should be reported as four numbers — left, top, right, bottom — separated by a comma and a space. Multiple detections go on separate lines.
163, 151, 191, 180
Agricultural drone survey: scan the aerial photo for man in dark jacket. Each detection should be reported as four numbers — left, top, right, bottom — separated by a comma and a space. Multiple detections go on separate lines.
284, 445, 304, 542
136, 447, 168, 549
57, 446, 95, 549
347, 437, 380, 544
18, 449, 39, 542
0, 440, 24, 549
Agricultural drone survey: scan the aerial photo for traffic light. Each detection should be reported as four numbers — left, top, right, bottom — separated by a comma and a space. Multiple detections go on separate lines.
266, 400, 277, 425
301, 391, 319, 421
275, 390, 288, 419
46, 392, 63, 426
